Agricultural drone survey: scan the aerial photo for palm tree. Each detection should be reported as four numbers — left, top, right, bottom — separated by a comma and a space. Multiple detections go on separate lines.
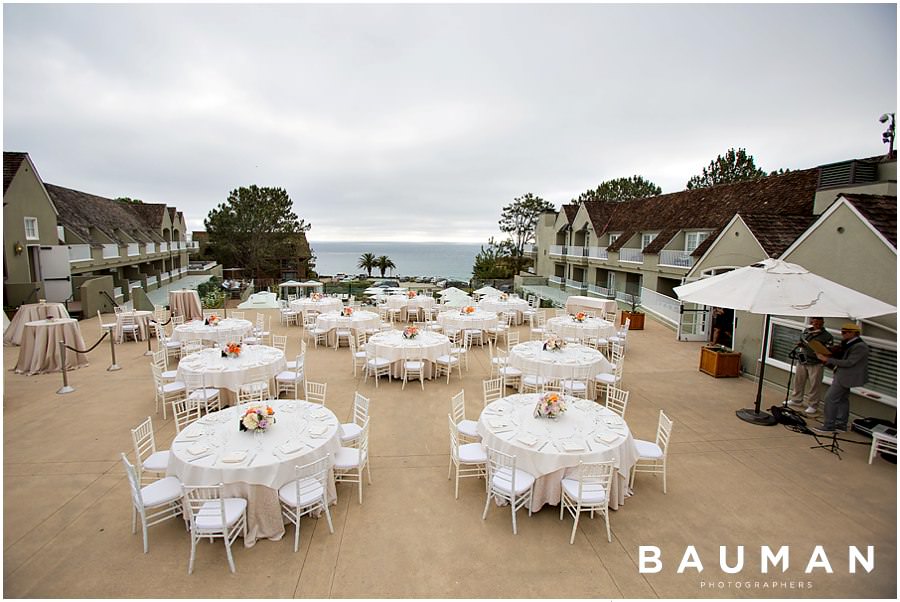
375, 255, 396, 278
357, 252, 377, 278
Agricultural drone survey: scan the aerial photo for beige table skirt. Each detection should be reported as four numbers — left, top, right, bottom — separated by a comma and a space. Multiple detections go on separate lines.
15, 319, 89, 375
169, 290, 203, 321
4, 303, 70, 346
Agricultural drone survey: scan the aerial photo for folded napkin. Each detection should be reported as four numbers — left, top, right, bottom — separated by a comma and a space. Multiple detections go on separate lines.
311, 410, 330, 420
562, 441, 585, 452
187, 443, 208, 456
220, 450, 248, 463
517, 433, 539, 446
280, 440, 305, 455
604, 416, 623, 425
489, 418, 509, 429
179, 431, 202, 440
596, 433, 620, 444
309, 425, 328, 437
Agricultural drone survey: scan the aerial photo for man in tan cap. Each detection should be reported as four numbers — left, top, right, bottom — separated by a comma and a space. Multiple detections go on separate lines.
787, 317, 833, 416
812, 322, 869, 433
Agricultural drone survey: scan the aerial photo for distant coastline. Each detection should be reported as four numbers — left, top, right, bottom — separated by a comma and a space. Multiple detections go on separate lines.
309, 240, 481, 281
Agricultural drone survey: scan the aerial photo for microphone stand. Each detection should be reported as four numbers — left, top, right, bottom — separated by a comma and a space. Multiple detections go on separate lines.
781, 344, 803, 408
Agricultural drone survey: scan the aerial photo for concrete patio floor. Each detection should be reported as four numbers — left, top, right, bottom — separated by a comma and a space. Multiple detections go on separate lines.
3, 309, 896, 598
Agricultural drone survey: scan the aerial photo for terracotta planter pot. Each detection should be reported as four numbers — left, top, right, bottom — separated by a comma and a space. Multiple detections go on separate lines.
620, 311, 645, 330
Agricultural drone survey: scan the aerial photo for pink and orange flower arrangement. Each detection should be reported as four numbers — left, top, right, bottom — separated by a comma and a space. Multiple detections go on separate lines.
543, 336, 566, 351
402, 325, 419, 339
534, 392, 567, 419
572, 312, 587, 323
239, 405, 275, 432
407, 290, 417, 299
222, 342, 242, 358
342, 306, 354, 317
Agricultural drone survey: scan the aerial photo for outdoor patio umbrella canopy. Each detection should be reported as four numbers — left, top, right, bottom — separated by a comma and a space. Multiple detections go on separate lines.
673, 258, 896, 425
474, 285, 502, 297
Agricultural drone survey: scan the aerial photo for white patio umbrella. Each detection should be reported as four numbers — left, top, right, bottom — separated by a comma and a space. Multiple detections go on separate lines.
298, 280, 324, 297
674, 258, 896, 425
442, 294, 474, 308
277, 280, 304, 300
438, 286, 466, 297
473, 285, 502, 297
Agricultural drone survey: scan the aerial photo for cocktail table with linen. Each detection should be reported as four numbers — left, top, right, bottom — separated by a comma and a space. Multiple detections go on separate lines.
564, 296, 617, 317
176, 345, 286, 405
477, 393, 638, 512
168, 290, 203, 321
4, 302, 70, 346
365, 329, 451, 378
437, 308, 498, 335
290, 297, 343, 319
15, 318, 90, 375
508, 340, 613, 382
477, 297, 531, 324
315, 310, 380, 346
172, 318, 253, 345
167, 399, 341, 546
546, 315, 617, 343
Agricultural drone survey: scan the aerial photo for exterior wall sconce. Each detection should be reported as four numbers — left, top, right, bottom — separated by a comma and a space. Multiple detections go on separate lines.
13, 241, 24, 255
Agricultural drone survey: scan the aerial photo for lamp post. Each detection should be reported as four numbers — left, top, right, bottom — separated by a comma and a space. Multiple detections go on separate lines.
880, 112, 895, 155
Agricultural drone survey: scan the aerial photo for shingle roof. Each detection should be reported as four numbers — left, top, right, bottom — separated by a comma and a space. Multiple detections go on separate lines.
738, 212, 815, 258
4, 152, 28, 195
579, 168, 819, 254
45, 184, 152, 244
127, 202, 168, 229
561, 203, 580, 225
841, 193, 897, 248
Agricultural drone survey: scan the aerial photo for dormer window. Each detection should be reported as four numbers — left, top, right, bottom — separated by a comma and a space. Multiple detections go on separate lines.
641, 232, 657, 249
685, 231, 710, 253
608, 233, 620, 244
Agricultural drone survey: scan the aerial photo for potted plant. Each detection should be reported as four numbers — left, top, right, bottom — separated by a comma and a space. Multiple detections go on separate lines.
620, 294, 645, 330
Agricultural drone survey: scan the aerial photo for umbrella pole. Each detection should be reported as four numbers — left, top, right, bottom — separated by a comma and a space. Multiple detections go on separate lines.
736, 314, 777, 426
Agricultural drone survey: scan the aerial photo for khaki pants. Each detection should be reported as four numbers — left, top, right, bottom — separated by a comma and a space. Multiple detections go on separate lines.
789, 363, 825, 408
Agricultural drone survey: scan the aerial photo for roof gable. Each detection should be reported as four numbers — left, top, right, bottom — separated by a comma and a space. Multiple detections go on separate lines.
841, 194, 896, 248
3, 152, 27, 194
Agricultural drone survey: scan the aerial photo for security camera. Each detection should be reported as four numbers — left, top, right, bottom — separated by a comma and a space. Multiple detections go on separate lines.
879, 113, 891, 123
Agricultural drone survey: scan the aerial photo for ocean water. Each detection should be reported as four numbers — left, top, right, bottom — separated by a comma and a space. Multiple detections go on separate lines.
309, 241, 482, 281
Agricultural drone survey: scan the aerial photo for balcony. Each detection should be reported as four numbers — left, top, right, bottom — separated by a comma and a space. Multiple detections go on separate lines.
172, 241, 182, 251
102, 244, 120, 259
659, 250, 694, 268
619, 248, 643, 263
68, 245, 92, 263
523, 243, 536, 255
565, 280, 587, 292
160, 271, 170, 282
113, 287, 123, 299
587, 283, 613, 298
566, 245, 587, 257
159, 242, 169, 253
549, 276, 565, 287
549, 245, 566, 257
145, 242, 156, 254
127, 243, 140, 257
587, 246, 608, 260
129, 280, 142, 290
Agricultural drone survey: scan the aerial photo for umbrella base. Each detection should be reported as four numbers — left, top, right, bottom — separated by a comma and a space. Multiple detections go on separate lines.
736, 408, 777, 426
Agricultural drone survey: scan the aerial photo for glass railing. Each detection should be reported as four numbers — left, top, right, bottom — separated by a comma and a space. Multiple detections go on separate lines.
659, 250, 694, 268
68, 245, 92, 263
127, 243, 140, 256
159, 242, 169, 252
587, 246, 608, 260
619, 248, 643, 263
145, 242, 156, 254
102, 244, 120, 259
549, 245, 566, 256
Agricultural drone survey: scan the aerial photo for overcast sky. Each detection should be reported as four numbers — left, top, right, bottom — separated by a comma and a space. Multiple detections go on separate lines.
3, 3, 896, 242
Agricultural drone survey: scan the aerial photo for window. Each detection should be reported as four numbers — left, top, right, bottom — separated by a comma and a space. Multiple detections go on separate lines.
768, 319, 896, 402
24, 217, 39, 240
641, 232, 657, 249
685, 231, 709, 253
608, 233, 619, 244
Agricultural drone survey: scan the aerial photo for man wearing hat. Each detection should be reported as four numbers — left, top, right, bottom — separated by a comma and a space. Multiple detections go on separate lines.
812, 322, 869, 433
787, 317, 833, 416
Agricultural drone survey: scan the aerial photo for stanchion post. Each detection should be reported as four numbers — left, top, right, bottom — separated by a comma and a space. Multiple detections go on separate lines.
144, 324, 154, 356
108, 327, 121, 371
57, 340, 75, 394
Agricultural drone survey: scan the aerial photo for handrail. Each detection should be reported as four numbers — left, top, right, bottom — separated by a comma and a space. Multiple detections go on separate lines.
99, 289, 120, 308
24, 287, 41, 304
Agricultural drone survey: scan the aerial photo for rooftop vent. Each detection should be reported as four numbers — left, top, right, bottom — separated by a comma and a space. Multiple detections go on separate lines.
817, 160, 878, 189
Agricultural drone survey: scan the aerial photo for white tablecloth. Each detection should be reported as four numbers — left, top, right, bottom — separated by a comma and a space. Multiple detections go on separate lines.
508, 341, 612, 380
172, 318, 253, 344
385, 296, 435, 320
315, 311, 380, 346
114, 310, 153, 343
176, 345, 286, 395
546, 316, 617, 342
477, 393, 638, 511
366, 329, 451, 378
290, 298, 343, 318
167, 399, 342, 546
437, 309, 498, 333
4, 302, 70, 346
477, 298, 530, 324
565, 296, 617, 316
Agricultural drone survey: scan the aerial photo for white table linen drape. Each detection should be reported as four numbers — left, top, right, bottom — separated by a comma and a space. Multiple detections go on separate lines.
366, 330, 450, 378
546, 316, 617, 342
172, 318, 253, 344
437, 309, 498, 333
564, 296, 617, 316
508, 341, 612, 380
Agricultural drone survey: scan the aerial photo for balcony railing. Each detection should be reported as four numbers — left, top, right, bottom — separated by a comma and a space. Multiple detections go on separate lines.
113, 287, 123, 299
127, 243, 140, 256
160, 271, 170, 281
159, 242, 169, 252
68, 245, 92, 263
180, 267, 189, 275
146, 275, 158, 286
659, 250, 694, 268
587, 246, 608, 260
619, 248, 643, 263
549, 245, 566, 257
588, 284, 613, 298
129, 280, 142, 290
102, 244, 120, 259
172, 241, 182, 251
145, 242, 156, 254
566, 246, 588, 258
565, 280, 587, 291
523, 243, 536, 254
549, 276, 565, 286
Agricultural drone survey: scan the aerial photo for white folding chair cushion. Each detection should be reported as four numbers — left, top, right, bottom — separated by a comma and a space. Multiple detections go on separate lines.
161, 369, 178, 380
634, 439, 664, 459
141, 476, 183, 507
457, 419, 479, 439
562, 380, 588, 392
367, 357, 392, 369
499, 366, 523, 377
491, 466, 536, 495
194, 498, 248, 530
275, 370, 301, 382
352, 351, 367, 361
142, 450, 171, 473
278, 478, 325, 508
188, 389, 219, 401
404, 360, 425, 370
435, 355, 459, 366
340, 423, 363, 442
561, 477, 608, 504
459, 443, 488, 464
162, 381, 186, 395
594, 373, 617, 385
522, 375, 545, 387
334, 446, 367, 469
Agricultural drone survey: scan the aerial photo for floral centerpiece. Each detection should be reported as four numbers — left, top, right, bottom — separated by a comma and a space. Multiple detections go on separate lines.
311, 292, 323, 302
461, 306, 476, 315
534, 392, 567, 419
499, 292, 509, 301
204, 314, 221, 326
543, 336, 566, 351
402, 325, 419, 339
222, 342, 242, 358
239, 405, 275, 432
342, 306, 354, 317
572, 312, 587, 323
407, 290, 417, 299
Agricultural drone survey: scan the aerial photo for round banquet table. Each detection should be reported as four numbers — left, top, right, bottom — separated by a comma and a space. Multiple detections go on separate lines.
167, 399, 342, 546
477, 297, 531, 324
290, 297, 343, 319
168, 290, 203, 321
564, 296, 617, 317
315, 310, 380, 347
385, 295, 435, 321
365, 329, 451, 379
546, 315, 617, 343
437, 309, 498, 334
508, 341, 613, 382
175, 345, 286, 406
4, 302, 70, 346
14, 318, 89, 375
172, 318, 253, 345
114, 310, 153, 343
477, 393, 638, 512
